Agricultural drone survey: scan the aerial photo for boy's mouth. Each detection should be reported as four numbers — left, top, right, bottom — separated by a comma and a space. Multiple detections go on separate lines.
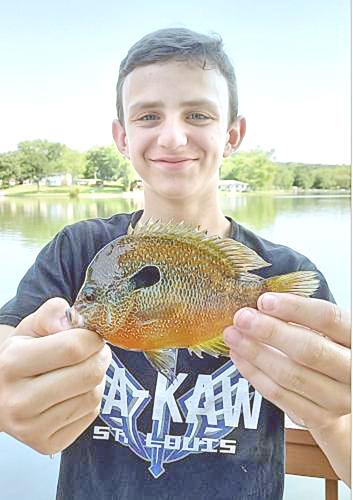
152, 156, 195, 162
149, 157, 197, 169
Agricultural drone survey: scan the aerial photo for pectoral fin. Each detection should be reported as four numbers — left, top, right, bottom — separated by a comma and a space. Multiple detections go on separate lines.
188, 336, 230, 359
144, 349, 177, 381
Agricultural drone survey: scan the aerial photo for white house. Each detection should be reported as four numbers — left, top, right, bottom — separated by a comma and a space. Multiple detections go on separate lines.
40, 173, 73, 186
218, 179, 249, 192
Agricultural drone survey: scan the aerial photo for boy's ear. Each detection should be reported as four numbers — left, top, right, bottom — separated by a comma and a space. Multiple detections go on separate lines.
223, 116, 246, 157
112, 119, 130, 158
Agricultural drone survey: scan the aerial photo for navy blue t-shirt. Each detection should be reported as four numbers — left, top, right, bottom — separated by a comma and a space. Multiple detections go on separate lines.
0, 210, 334, 500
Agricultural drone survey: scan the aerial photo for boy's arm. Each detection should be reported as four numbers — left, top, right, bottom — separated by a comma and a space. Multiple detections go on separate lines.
224, 294, 351, 486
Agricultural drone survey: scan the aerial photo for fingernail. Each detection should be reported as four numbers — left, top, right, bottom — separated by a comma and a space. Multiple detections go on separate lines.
234, 309, 256, 330
260, 293, 277, 311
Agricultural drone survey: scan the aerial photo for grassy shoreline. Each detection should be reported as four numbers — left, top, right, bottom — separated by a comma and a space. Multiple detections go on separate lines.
0, 184, 142, 199
0, 184, 350, 199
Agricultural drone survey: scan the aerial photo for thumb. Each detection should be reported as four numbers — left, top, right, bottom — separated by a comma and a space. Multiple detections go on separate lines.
15, 297, 71, 338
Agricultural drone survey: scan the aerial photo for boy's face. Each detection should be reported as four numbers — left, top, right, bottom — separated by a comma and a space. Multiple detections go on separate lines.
113, 60, 245, 201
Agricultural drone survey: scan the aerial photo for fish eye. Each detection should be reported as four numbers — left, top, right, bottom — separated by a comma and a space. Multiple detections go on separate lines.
83, 286, 96, 303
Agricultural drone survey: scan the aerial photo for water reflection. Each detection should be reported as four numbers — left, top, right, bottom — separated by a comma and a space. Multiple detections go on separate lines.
221, 193, 350, 231
0, 193, 350, 245
0, 195, 144, 245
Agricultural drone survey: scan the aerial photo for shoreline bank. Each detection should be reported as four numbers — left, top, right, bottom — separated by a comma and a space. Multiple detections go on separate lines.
0, 185, 350, 199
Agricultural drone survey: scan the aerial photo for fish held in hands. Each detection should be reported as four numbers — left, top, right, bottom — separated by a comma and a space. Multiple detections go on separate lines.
66, 220, 319, 379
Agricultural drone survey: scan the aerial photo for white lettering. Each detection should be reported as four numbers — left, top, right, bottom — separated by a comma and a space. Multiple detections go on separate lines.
219, 439, 237, 454
102, 367, 128, 416
152, 373, 188, 423
227, 378, 262, 429
199, 437, 218, 452
114, 428, 128, 444
93, 425, 110, 440
164, 434, 182, 450
146, 433, 163, 448
185, 374, 217, 425
182, 436, 200, 451
102, 366, 149, 418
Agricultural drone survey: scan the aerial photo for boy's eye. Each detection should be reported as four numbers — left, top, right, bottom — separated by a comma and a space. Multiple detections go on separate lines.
139, 114, 159, 121
188, 112, 210, 120
136, 112, 211, 123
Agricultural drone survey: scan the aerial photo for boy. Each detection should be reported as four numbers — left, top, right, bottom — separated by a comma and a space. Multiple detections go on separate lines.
0, 28, 350, 499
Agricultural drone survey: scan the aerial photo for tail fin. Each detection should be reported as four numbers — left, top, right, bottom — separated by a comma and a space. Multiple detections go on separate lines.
264, 271, 319, 297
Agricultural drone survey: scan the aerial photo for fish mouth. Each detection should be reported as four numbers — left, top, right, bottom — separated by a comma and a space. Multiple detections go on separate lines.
65, 306, 85, 328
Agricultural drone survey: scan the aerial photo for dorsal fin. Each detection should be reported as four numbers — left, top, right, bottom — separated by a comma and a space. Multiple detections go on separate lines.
128, 218, 270, 274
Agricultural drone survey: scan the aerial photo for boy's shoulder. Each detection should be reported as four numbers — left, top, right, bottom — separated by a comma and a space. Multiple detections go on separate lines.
59, 210, 144, 256
62, 210, 137, 240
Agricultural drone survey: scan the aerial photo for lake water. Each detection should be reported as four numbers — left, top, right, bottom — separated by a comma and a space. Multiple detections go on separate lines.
0, 193, 350, 499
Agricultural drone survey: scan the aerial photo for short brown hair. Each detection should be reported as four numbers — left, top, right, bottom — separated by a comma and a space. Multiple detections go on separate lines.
116, 27, 238, 127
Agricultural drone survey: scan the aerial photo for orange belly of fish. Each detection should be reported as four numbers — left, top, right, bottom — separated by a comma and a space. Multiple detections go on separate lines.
102, 312, 234, 351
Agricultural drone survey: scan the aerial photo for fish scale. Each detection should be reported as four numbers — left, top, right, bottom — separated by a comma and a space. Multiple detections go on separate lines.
67, 219, 320, 380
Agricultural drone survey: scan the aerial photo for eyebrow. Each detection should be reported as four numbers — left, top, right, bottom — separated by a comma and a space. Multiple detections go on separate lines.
128, 99, 219, 114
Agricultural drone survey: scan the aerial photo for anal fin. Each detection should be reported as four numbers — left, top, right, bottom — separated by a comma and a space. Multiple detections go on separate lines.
189, 336, 230, 358
144, 349, 177, 381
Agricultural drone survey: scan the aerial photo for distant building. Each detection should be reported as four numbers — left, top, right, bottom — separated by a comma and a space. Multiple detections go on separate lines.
218, 179, 249, 192
74, 178, 97, 186
40, 173, 73, 186
0, 179, 16, 187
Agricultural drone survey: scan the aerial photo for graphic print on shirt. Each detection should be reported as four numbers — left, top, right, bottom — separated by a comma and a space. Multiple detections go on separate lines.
94, 351, 263, 478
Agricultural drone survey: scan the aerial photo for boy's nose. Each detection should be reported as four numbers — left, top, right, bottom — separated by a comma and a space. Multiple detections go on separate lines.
157, 118, 187, 149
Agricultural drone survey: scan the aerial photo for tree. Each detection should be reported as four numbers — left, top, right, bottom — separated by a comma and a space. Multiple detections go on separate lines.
312, 169, 335, 189
221, 150, 277, 190
274, 165, 295, 189
292, 166, 315, 189
84, 146, 123, 181
333, 165, 351, 189
17, 140, 67, 189
55, 148, 86, 178
0, 151, 22, 187
117, 160, 139, 191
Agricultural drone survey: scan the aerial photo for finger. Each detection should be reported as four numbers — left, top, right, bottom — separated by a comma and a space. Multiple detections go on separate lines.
38, 378, 106, 435
229, 309, 351, 384
229, 351, 336, 430
226, 330, 350, 415
15, 297, 72, 338
258, 294, 351, 347
7, 328, 105, 378
46, 411, 100, 455
26, 344, 111, 413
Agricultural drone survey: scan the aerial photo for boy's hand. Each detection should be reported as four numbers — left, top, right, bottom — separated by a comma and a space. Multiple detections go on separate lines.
0, 298, 112, 455
224, 293, 350, 428
223, 294, 351, 483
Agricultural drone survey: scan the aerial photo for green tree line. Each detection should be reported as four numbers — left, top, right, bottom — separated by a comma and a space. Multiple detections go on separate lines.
0, 141, 350, 191
0, 140, 138, 191
220, 150, 350, 190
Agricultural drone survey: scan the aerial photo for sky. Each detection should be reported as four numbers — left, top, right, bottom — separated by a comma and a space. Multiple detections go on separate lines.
0, 0, 350, 164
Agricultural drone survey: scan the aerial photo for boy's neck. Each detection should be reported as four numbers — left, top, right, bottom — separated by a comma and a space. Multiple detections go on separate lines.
138, 189, 232, 239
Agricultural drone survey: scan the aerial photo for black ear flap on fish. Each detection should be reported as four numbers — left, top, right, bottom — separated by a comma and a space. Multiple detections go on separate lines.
130, 265, 161, 291
144, 349, 177, 381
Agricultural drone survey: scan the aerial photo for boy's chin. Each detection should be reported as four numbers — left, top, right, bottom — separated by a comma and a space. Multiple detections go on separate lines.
148, 181, 198, 201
